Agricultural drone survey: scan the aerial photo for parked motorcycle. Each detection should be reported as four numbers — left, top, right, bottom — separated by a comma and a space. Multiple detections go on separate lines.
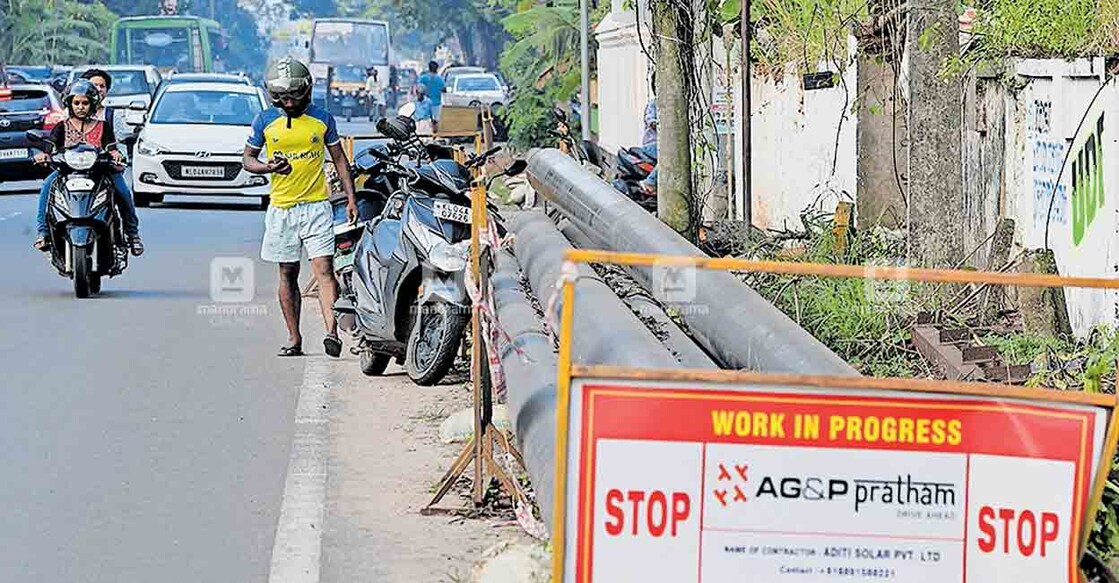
335, 114, 525, 385
28, 130, 136, 298
612, 145, 658, 211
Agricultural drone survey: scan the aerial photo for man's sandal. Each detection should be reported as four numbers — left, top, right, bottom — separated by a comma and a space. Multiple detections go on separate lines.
278, 344, 303, 357
324, 335, 342, 358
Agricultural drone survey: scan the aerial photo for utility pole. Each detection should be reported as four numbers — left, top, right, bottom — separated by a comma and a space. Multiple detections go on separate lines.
740, 0, 752, 227
906, 0, 964, 267
652, 0, 693, 233
579, 0, 591, 142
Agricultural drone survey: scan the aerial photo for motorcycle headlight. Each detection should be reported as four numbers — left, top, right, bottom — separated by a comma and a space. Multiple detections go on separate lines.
137, 140, 166, 157
428, 240, 470, 272
51, 189, 70, 215
406, 211, 443, 255
92, 189, 109, 209
63, 150, 97, 171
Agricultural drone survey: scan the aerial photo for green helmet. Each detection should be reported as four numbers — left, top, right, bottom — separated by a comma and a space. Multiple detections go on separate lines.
265, 57, 313, 111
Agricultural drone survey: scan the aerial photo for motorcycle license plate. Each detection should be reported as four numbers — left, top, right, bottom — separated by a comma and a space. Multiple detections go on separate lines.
182, 165, 224, 178
0, 148, 28, 160
433, 201, 471, 224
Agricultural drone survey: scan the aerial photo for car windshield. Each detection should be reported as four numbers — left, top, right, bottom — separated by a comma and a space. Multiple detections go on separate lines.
0, 89, 51, 113
456, 76, 499, 92
334, 65, 366, 83
150, 90, 261, 125
105, 70, 150, 96
9, 67, 52, 82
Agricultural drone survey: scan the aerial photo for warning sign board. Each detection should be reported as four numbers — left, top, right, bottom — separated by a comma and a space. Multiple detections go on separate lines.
555, 376, 1116, 583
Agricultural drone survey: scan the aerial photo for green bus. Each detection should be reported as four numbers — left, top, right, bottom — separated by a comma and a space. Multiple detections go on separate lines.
110, 16, 225, 74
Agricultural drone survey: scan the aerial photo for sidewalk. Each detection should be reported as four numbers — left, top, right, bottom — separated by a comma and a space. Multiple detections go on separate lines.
318, 350, 535, 582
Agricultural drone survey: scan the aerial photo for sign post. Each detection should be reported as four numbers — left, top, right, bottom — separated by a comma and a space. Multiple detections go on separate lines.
552, 250, 1119, 583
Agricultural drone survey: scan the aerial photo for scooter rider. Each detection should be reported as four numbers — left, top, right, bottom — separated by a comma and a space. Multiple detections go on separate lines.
33, 80, 142, 255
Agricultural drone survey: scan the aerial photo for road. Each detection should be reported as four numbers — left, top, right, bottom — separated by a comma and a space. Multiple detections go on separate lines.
0, 121, 370, 582
0, 119, 526, 583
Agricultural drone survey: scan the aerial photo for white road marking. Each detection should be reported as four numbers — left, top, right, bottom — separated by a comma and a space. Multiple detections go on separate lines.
267, 357, 332, 583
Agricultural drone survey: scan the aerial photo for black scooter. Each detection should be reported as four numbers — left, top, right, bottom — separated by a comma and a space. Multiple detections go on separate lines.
335, 115, 524, 385
612, 145, 658, 211
28, 130, 136, 298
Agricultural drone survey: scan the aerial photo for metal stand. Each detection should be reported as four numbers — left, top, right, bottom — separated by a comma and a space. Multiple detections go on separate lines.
422, 146, 527, 515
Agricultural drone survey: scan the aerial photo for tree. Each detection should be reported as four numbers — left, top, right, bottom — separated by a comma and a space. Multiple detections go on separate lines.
100, 0, 168, 16
0, 0, 118, 65
357, 0, 511, 69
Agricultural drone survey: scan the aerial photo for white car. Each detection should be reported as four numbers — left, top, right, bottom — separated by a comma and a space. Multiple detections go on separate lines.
67, 65, 162, 110
443, 74, 508, 110
131, 82, 271, 207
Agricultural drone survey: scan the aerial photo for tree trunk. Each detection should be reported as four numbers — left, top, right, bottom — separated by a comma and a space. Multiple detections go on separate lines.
652, 0, 693, 234
906, 0, 964, 267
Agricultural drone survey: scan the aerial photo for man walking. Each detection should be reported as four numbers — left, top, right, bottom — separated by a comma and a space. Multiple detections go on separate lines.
243, 57, 358, 358
417, 60, 446, 134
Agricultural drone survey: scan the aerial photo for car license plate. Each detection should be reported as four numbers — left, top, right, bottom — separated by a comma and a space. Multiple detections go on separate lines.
433, 201, 471, 224
182, 165, 224, 178
0, 148, 28, 161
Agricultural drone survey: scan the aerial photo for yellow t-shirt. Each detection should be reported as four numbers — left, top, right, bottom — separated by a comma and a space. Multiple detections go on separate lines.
246, 104, 339, 208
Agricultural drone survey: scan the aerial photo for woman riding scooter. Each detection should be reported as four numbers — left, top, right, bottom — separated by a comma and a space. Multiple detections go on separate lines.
33, 80, 143, 255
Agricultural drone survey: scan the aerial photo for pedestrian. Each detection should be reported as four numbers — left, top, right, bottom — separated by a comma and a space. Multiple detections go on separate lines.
243, 57, 359, 358
364, 67, 385, 119
641, 72, 658, 195
411, 84, 435, 135
417, 60, 446, 134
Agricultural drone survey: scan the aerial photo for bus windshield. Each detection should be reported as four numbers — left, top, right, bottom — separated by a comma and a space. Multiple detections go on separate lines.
118, 27, 195, 71
311, 21, 389, 65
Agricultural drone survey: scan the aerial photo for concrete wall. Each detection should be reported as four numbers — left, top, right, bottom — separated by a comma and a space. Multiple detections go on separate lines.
731, 52, 859, 230
1002, 59, 1118, 336
594, 0, 652, 156
856, 53, 908, 229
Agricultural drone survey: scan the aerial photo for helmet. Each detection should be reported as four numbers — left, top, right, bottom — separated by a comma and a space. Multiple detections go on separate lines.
265, 57, 312, 113
64, 80, 101, 116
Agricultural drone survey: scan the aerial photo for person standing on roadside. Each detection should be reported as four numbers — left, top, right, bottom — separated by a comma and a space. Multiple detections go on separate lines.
243, 57, 359, 358
417, 60, 445, 134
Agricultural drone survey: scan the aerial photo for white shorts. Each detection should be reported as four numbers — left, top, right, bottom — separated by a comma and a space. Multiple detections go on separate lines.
261, 200, 334, 263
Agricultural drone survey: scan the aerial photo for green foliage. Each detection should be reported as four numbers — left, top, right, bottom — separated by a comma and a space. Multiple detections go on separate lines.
498, 4, 583, 149
717, 0, 867, 75
741, 217, 930, 377
0, 0, 118, 65
973, 0, 1107, 58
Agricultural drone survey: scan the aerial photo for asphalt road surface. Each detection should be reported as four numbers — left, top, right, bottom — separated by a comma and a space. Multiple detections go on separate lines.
0, 187, 305, 582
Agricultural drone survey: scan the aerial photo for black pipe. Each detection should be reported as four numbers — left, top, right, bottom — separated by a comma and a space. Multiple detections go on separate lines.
527, 148, 858, 376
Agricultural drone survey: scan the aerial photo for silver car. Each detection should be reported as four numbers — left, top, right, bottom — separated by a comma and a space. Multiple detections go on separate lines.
443, 74, 507, 109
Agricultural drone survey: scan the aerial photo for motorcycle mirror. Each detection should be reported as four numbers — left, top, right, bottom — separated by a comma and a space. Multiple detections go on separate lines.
397, 102, 416, 119
25, 129, 50, 147
504, 159, 527, 177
